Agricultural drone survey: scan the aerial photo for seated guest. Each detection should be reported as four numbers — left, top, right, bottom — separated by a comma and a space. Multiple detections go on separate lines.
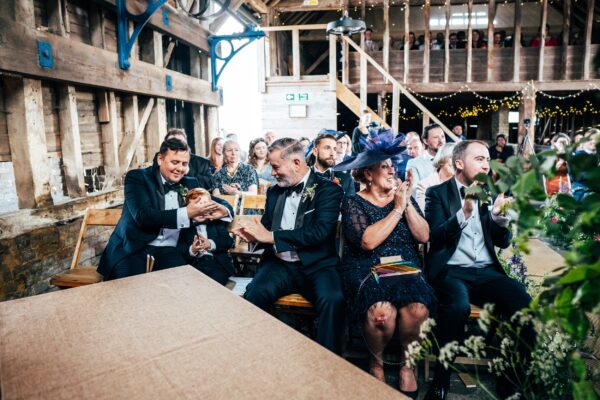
416, 143, 456, 212
451, 124, 466, 141
472, 29, 487, 48
364, 28, 380, 52
309, 132, 356, 195
180, 188, 234, 285
233, 138, 346, 354
352, 111, 373, 155
407, 124, 446, 195
544, 133, 571, 195
248, 138, 277, 191
448, 32, 459, 49
489, 134, 514, 164
264, 130, 276, 146
334, 139, 434, 399
156, 128, 214, 190
298, 137, 311, 153
97, 139, 232, 280
208, 137, 224, 174
529, 24, 558, 47
571, 128, 599, 202
213, 140, 258, 196
335, 133, 352, 164
493, 31, 506, 48
424, 140, 533, 400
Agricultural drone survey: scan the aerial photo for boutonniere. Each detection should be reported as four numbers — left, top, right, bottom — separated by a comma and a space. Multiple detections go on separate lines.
302, 184, 318, 202
178, 184, 188, 198
332, 177, 341, 186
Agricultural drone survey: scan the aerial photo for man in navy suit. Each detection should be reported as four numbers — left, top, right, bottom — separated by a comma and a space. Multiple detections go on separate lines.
98, 139, 231, 280
423, 140, 532, 400
233, 138, 346, 354
310, 133, 355, 195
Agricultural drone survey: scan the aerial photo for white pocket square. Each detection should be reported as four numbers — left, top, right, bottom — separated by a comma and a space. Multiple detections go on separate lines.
304, 209, 315, 215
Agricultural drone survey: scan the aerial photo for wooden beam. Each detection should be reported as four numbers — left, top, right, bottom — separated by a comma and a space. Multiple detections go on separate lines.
582, 0, 594, 80
342, 39, 349, 85
267, 9, 279, 77
486, 0, 495, 82
518, 83, 535, 157
336, 79, 389, 128
206, 106, 220, 144
4, 76, 52, 208
292, 28, 300, 79
247, 0, 269, 14
423, 0, 430, 84
94, 0, 210, 51
0, 0, 34, 25
100, 91, 120, 179
258, 36, 267, 92
210, 0, 245, 32
58, 85, 86, 197
120, 98, 154, 171
47, 0, 67, 37
560, 0, 570, 80
305, 49, 328, 75
383, 0, 390, 75
89, 3, 106, 48
403, 1, 409, 84
121, 95, 140, 167
466, 0, 473, 83
192, 104, 207, 156
0, 16, 221, 105
513, 0, 522, 82
444, 0, 450, 83
146, 31, 168, 161
329, 34, 336, 91
392, 83, 400, 133
538, 0, 548, 81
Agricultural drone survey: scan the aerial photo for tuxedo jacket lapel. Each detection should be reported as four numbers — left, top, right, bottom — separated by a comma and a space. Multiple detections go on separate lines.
270, 186, 287, 231
294, 172, 317, 229
448, 179, 462, 216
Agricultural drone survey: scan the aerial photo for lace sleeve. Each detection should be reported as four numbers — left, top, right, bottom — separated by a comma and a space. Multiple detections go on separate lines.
341, 196, 370, 249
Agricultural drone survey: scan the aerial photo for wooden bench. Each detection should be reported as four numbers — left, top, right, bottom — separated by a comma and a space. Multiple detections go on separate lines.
49, 208, 121, 288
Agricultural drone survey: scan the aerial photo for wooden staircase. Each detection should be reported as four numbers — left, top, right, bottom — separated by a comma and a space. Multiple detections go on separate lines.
335, 79, 389, 129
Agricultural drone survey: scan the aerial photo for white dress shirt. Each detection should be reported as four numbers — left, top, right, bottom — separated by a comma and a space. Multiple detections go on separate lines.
148, 176, 191, 247
447, 178, 510, 268
275, 170, 311, 262
407, 153, 435, 196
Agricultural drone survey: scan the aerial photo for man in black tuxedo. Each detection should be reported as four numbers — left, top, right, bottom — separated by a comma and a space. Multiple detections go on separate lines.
423, 140, 532, 400
152, 128, 214, 191
309, 132, 355, 195
98, 139, 231, 280
233, 138, 346, 354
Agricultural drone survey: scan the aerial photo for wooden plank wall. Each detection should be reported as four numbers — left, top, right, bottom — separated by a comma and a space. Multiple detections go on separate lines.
348, 45, 600, 87
0, 82, 10, 162
67, 0, 92, 45
76, 89, 105, 168
42, 84, 61, 159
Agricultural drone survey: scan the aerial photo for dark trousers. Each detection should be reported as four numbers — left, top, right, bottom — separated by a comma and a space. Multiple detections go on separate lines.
191, 255, 230, 286
110, 246, 187, 280
432, 266, 533, 387
244, 257, 346, 355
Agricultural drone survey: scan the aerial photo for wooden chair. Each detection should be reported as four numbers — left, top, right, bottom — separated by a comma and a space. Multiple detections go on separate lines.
218, 194, 240, 214
49, 208, 121, 288
239, 194, 267, 215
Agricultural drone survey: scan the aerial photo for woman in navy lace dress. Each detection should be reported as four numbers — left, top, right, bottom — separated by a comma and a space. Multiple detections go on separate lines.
334, 132, 435, 399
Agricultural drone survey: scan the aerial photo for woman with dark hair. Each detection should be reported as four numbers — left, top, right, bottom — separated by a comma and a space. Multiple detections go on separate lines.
248, 137, 276, 190
208, 137, 224, 174
472, 29, 487, 48
489, 134, 514, 163
334, 132, 435, 399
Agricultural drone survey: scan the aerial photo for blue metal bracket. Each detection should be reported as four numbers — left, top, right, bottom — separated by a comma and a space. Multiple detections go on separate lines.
117, 0, 168, 70
208, 29, 265, 92
37, 41, 54, 69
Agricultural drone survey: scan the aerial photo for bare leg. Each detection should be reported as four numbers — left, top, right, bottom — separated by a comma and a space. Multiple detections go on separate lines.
363, 301, 398, 382
396, 303, 429, 392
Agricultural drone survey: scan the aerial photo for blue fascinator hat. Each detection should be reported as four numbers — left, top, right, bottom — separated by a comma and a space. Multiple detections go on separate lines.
334, 127, 407, 172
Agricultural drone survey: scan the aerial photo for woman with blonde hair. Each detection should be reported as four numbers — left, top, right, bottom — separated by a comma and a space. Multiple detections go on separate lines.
208, 137, 224, 174
415, 143, 456, 211
213, 140, 258, 196
248, 137, 276, 189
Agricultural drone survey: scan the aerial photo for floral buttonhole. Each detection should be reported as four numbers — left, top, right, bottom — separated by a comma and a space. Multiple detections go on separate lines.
332, 177, 341, 186
302, 184, 318, 202
178, 184, 188, 198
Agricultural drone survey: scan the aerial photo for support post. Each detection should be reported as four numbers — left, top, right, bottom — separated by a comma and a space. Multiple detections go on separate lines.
512, 0, 522, 82
392, 83, 400, 133
383, 0, 390, 76
100, 91, 120, 180
403, 1, 409, 84
560, 0, 570, 80
466, 0, 473, 83
193, 104, 207, 156
444, 0, 450, 83
206, 106, 220, 144
518, 83, 536, 157
292, 28, 300, 80
58, 85, 86, 197
486, 0, 495, 82
329, 34, 336, 90
537, 0, 548, 81
423, 0, 430, 83
582, 0, 594, 80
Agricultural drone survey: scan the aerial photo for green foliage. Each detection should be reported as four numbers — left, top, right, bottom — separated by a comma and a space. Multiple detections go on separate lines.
488, 140, 600, 399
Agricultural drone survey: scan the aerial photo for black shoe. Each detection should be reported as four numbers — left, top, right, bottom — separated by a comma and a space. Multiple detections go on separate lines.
423, 384, 449, 400
399, 388, 418, 400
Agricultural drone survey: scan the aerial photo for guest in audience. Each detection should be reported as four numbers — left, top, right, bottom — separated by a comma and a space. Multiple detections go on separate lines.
395, 132, 421, 181
456, 31, 467, 48
406, 124, 446, 195
364, 28, 380, 52
225, 133, 248, 162
248, 138, 277, 190
493, 31, 506, 48
452, 124, 466, 141
571, 128, 599, 202
417, 35, 426, 50
489, 134, 514, 164
423, 140, 533, 400
264, 131, 276, 146
393, 32, 418, 50
156, 128, 214, 190
233, 138, 346, 354
352, 110, 373, 155
208, 137, 224, 174
213, 140, 258, 196
407, 137, 423, 158
449, 32, 459, 49
299, 137, 311, 153
309, 132, 355, 195
529, 24, 558, 47
472, 29, 487, 48
416, 143, 456, 212
544, 133, 571, 195
335, 133, 352, 164
334, 138, 433, 399
97, 139, 232, 280
180, 188, 234, 285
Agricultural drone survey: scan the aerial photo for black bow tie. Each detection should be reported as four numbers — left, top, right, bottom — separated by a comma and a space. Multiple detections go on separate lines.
459, 187, 466, 200
285, 182, 304, 196
163, 181, 180, 193
314, 169, 334, 180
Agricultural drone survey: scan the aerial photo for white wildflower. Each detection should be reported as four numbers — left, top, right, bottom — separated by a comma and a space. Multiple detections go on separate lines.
487, 357, 508, 376
477, 303, 495, 332
404, 340, 423, 368
506, 393, 522, 400
500, 337, 514, 358
461, 335, 487, 359
438, 341, 460, 369
419, 318, 436, 339
510, 310, 533, 326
